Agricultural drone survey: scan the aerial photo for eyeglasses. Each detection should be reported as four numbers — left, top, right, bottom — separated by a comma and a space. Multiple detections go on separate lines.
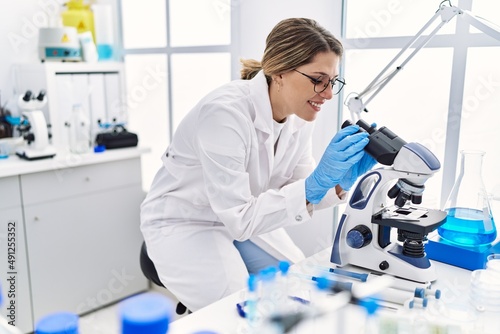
293, 69, 345, 95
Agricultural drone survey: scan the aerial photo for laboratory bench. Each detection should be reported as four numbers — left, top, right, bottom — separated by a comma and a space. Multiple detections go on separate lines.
0, 147, 150, 334
168, 247, 500, 334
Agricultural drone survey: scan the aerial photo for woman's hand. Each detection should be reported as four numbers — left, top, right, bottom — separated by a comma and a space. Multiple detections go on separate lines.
305, 125, 369, 204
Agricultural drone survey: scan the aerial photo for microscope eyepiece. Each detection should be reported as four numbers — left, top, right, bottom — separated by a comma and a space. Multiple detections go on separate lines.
355, 119, 377, 134
22, 90, 33, 102
36, 90, 46, 101
341, 119, 407, 165
342, 119, 376, 134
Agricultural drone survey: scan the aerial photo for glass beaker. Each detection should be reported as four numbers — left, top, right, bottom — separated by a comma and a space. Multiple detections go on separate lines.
438, 150, 497, 247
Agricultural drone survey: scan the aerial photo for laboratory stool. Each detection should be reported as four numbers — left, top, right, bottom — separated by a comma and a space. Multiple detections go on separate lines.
140, 241, 189, 315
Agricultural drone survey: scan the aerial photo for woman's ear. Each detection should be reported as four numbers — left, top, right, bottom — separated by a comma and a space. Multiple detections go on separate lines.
272, 74, 285, 87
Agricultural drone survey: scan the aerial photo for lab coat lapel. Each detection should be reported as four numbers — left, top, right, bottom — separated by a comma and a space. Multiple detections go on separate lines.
274, 118, 294, 163
249, 71, 274, 182
274, 115, 307, 170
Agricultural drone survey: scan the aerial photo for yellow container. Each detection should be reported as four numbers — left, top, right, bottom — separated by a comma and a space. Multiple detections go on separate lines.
61, 0, 95, 42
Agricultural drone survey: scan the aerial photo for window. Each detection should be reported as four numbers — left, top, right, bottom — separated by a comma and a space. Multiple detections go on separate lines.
171, 53, 231, 130
461, 47, 500, 218
342, 48, 453, 208
344, 0, 455, 39
121, 0, 167, 49
169, 0, 231, 46
119, 0, 233, 190
124, 54, 169, 178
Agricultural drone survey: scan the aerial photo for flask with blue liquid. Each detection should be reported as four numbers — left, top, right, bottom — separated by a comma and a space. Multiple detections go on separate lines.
438, 150, 497, 247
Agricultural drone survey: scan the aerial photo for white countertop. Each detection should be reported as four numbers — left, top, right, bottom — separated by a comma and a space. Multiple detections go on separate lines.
0, 146, 150, 178
169, 247, 499, 334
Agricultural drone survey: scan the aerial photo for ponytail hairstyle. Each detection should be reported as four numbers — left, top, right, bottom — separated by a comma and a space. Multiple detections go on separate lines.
240, 18, 343, 82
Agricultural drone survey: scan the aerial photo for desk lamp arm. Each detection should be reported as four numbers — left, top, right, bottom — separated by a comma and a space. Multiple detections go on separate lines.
460, 9, 500, 41
346, 5, 461, 121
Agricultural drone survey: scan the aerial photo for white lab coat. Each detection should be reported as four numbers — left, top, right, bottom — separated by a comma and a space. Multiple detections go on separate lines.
140, 71, 346, 311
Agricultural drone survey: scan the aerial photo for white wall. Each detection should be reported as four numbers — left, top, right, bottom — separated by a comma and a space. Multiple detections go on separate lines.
0, 1, 40, 103
238, 0, 344, 257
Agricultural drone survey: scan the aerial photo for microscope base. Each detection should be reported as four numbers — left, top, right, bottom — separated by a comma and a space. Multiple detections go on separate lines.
426, 233, 500, 271
16, 147, 56, 161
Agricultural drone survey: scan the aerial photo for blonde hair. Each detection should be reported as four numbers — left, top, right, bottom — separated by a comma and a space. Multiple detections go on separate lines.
240, 18, 343, 81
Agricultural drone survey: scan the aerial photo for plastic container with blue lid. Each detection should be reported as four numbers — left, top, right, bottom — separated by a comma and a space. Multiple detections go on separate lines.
35, 312, 79, 334
120, 292, 175, 334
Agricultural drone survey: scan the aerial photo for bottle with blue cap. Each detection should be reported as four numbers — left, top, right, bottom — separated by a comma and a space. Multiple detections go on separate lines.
119, 292, 175, 334
275, 261, 290, 309
311, 275, 331, 308
358, 298, 380, 334
246, 274, 259, 329
259, 266, 278, 315
34, 312, 79, 334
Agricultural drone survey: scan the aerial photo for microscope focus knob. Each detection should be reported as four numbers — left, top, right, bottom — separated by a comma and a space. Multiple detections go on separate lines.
379, 261, 390, 271
346, 225, 372, 249
24, 133, 35, 144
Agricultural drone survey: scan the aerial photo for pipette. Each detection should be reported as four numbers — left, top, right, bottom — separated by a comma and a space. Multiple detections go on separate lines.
310, 265, 441, 299
290, 273, 426, 308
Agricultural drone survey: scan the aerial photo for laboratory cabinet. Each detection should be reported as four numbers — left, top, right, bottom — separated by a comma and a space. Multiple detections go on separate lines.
0, 151, 149, 334
0, 176, 33, 333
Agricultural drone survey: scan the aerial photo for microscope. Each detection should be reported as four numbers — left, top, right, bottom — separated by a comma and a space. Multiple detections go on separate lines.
16, 90, 56, 160
331, 120, 447, 283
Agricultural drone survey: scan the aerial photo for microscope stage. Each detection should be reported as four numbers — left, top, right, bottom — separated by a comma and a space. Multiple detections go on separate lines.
372, 206, 447, 235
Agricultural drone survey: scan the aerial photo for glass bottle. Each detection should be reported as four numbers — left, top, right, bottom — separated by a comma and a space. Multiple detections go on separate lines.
91, 4, 114, 60
438, 150, 497, 247
68, 104, 91, 154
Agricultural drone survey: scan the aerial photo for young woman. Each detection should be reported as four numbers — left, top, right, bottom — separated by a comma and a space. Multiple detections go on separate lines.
140, 17, 375, 311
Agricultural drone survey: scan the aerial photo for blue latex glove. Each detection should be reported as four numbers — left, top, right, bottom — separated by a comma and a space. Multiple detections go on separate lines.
339, 151, 377, 191
338, 121, 378, 190
305, 125, 369, 204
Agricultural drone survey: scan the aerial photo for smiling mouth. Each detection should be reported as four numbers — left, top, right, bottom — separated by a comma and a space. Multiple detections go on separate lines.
309, 101, 323, 108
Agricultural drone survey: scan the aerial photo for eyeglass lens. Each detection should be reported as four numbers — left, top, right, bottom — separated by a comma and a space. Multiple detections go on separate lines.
314, 77, 344, 95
